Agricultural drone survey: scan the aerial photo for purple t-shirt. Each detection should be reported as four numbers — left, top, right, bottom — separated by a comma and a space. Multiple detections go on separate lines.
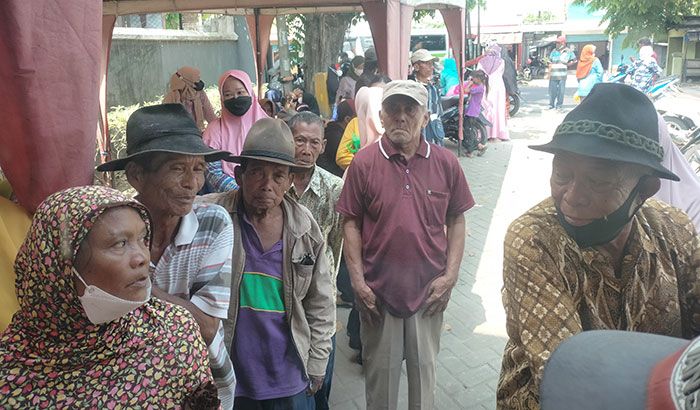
232, 213, 307, 400
466, 84, 485, 118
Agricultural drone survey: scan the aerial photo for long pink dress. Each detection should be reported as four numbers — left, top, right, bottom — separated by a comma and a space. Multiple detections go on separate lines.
478, 53, 510, 141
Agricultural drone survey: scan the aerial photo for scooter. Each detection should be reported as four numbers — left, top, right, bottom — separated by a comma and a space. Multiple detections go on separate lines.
681, 127, 700, 176
440, 95, 490, 152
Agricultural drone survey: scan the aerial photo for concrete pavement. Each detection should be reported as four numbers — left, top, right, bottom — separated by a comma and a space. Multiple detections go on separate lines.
329, 82, 570, 409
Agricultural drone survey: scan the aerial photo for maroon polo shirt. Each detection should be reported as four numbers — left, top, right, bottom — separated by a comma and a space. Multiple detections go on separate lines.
336, 137, 475, 317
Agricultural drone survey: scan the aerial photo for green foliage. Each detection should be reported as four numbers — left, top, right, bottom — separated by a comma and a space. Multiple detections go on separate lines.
286, 15, 306, 68
523, 11, 557, 24
98, 86, 221, 191
164, 13, 181, 29
574, 0, 700, 40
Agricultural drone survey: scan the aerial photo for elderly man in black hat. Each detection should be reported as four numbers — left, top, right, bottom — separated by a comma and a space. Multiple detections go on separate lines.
497, 83, 700, 409
198, 118, 335, 410
97, 103, 236, 408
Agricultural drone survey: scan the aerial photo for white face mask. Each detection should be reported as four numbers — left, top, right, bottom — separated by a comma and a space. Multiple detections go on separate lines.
355, 68, 364, 76
73, 268, 151, 325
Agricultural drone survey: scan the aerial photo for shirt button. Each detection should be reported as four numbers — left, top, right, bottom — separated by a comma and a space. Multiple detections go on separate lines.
405, 184, 410, 190
405, 169, 410, 174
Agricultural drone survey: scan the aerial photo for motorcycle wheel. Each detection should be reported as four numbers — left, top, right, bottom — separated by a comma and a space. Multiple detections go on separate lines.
684, 143, 700, 176
461, 121, 489, 150
508, 94, 520, 117
665, 116, 691, 147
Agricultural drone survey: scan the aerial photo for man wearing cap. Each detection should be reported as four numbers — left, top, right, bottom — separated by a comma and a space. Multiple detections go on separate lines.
411, 48, 446, 146
547, 36, 577, 110
97, 103, 236, 408
497, 83, 700, 409
337, 80, 474, 408
198, 118, 335, 409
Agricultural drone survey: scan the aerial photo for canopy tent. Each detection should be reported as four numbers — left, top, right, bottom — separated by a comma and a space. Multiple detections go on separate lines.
0, 0, 465, 213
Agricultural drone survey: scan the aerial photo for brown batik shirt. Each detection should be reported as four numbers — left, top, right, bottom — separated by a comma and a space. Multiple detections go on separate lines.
497, 197, 700, 410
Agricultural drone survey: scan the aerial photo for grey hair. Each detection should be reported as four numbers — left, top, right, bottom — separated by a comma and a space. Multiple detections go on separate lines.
287, 111, 324, 133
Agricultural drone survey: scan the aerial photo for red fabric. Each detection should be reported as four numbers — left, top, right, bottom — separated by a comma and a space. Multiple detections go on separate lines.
646, 343, 688, 409
0, 1, 101, 212
245, 14, 274, 88
336, 137, 475, 317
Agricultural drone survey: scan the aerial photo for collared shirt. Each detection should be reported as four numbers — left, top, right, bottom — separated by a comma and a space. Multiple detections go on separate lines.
337, 137, 475, 317
289, 165, 344, 284
549, 48, 575, 79
150, 202, 235, 409
497, 197, 700, 409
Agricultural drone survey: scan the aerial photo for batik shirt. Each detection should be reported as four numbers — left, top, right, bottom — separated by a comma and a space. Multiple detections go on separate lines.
497, 198, 700, 409
150, 202, 235, 409
289, 165, 344, 282
630, 59, 662, 93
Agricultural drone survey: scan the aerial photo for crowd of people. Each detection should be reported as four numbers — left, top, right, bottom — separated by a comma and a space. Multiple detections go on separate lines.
1, 36, 699, 410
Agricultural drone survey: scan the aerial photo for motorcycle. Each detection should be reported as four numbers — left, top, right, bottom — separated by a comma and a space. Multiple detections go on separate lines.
521, 56, 546, 81
440, 95, 490, 152
508, 92, 521, 117
681, 127, 700, 176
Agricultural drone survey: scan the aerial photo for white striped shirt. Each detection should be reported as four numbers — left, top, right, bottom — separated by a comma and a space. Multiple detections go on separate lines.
150, 202, 235, 409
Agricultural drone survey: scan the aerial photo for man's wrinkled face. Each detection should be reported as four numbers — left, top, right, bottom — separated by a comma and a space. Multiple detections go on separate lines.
127, 153, 206, 218
292, 122, 326, 167
413, 60, 435, 78
380, 95, 429, 146
237, 160, 292, 213
550, 152, 644, 226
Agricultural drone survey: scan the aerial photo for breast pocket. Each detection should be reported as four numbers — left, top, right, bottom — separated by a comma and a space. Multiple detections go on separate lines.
425, 189, 449, 226
292, 262, 314, 297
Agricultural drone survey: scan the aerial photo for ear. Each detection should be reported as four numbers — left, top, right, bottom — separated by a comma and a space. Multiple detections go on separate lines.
125, 162, 146, 192
321, 139, 327, 155
421, 109, 430, 128
234, 165, 243, 185
639, 176, 661, 201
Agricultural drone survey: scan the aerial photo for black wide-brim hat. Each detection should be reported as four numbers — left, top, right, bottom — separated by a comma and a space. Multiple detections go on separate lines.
97, 103, 230, 172
530, 83, 679, 181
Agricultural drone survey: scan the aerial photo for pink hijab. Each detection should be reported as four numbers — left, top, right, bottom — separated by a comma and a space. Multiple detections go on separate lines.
203, 69, 268, 176
355, 86, 385, 148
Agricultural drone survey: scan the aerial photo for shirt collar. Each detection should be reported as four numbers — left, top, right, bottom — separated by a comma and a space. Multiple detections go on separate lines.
379, 136, 431, 160
290, 165, 322, 198
174, 208, 199, 247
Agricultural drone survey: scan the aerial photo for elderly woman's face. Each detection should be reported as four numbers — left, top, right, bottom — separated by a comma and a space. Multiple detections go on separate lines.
551, 152, 644, 226
238, 159, 292, 214
73, 207, 150, 301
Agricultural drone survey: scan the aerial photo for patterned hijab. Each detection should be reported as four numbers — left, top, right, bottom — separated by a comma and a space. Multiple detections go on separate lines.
0, 186, 213, 408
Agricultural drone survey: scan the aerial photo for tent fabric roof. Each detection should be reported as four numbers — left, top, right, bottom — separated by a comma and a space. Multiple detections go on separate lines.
103, 0, 463, 15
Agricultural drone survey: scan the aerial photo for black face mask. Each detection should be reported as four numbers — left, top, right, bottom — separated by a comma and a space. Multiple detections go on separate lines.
193, 80, 205, 91
556, 180, 645, 248
223, 96, 253, 116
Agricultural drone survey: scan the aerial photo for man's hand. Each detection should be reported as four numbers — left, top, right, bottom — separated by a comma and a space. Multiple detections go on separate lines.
307, 375, 325, 395
423, 274, 457, 317
353, 282, 382, 326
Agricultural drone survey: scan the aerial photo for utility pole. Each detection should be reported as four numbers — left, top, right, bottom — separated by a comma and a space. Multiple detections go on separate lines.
276, 15, 293, 95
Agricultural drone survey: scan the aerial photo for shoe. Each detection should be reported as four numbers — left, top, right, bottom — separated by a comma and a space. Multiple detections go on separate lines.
547, 106, 556, 110
477, 145, 488, 156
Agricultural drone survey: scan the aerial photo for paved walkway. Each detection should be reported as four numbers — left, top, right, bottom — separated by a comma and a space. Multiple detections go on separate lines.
329, 87, 570, 409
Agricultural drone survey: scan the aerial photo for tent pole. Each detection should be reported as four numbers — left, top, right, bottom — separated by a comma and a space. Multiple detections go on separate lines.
254, 8, 263, 96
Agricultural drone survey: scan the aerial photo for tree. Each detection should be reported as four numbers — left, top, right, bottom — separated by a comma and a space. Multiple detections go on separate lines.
574, 0, 700, 40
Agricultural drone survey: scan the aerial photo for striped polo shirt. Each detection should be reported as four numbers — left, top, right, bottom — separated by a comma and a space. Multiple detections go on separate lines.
150, 202, 235, 409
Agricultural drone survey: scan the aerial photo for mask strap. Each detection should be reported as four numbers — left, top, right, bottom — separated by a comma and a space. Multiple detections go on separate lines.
72, 268, 89, 287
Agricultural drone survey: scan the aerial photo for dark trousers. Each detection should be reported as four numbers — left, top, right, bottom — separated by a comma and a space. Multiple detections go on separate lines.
234, 389, 315, 410
336, 257, 353, 304
549, 78, 566, 108
313, 335, 336, 410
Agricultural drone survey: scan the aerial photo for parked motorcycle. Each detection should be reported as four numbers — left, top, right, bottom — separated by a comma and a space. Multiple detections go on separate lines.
521, 55, 546, 81
508, 92, 521, 117
681, 127, 700, 176
440, 96, 490, 152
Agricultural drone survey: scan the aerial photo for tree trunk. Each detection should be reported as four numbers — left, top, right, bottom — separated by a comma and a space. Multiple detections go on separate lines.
302, 13, 354, 100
